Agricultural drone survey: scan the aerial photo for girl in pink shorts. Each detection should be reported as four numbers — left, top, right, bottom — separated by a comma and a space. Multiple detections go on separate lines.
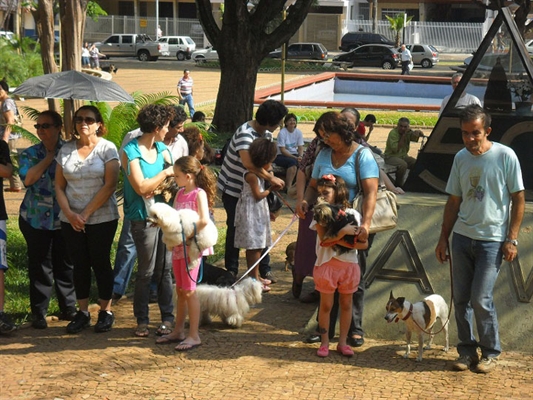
156, 156, 217, 351
310, 175, 368, 358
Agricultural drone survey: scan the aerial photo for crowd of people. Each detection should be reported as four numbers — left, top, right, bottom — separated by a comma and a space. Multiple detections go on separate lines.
0, 81, 524, 372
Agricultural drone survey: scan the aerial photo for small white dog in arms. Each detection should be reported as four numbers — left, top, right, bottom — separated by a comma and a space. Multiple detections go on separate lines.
384, 291, 450, 361
147, 202, 218, 269
196, 278, 263, 328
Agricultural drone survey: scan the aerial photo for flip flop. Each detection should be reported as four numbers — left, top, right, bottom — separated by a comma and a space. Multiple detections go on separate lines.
134, 324, 149, 338
155, 322, 173, 336
155, 335, 185, 345
175, 342, 202, 352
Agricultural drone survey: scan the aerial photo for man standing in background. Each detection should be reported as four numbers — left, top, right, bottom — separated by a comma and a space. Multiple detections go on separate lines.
177, 69, 195, 119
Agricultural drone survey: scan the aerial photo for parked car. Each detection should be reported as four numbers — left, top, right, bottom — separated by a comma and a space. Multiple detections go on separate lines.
333, 44, 400, 70
158, 36, 196, 61
339, 32, 395, 52
403, 44, 439, 68
192, 47, 219, 63
526, 39, 533, 56
95, 34, 169, 61
0, 30, 14, 41
268, 42, 328, 60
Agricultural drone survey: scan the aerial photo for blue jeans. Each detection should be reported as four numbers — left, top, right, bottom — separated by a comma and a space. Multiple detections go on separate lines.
112, 219, 137, 296
179, 94, 195, 118
451, 233, 503, 359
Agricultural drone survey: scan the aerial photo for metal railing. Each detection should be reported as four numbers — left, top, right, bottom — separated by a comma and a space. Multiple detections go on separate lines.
345, 20, 484, 53
85, 15, 485, 54
84, 16, 207, 47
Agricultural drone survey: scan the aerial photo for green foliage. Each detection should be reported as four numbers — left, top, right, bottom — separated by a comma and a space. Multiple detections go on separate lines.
87, 1, 108, 21
0, 38, 43, 86
4, 218, 122, 322
91, 91, 180, 151
386, 14, 414, 47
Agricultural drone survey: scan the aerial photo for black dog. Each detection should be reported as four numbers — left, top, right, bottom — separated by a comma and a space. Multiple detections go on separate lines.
312, 200, 357, 254
200, 262, 236, 287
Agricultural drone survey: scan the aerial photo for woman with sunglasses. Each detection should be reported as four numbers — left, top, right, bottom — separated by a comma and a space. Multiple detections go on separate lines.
18, 111, 77, 329
55, 105, 120, 334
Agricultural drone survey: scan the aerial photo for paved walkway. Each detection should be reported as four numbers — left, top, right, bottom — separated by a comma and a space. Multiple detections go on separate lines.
3, 60, 533, 399
2, 267, 533, 400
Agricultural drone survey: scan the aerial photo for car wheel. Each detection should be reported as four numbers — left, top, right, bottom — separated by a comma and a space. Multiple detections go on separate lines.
194, 56, 206, 64
382, 60, 394, 70
421, 58, 432, 68
176, 52, 186, 61
138, 50, 150, 62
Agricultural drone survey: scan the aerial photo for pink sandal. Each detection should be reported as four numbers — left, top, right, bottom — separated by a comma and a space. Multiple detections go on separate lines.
336, 344, 354, 357
317, 345, 329, 357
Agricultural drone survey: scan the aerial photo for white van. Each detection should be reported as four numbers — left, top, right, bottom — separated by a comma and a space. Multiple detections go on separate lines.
158, 36, 196, 61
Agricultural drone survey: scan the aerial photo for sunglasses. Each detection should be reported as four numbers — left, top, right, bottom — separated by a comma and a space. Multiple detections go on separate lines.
74, 116, 97, 125
34, 123, 55, 130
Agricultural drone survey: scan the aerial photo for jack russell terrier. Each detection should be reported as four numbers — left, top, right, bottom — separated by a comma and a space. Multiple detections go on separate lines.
385, 291, 450, 361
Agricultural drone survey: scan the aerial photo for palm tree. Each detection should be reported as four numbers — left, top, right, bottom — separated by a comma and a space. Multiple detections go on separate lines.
386, 14, 414, 48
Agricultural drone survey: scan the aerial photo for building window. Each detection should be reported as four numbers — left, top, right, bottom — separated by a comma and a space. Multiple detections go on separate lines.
118, 1, 134, 16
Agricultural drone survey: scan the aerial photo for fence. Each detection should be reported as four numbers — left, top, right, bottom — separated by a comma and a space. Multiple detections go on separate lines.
345, 20, 484, 53
84, 16, 206, 47
85, 15, 485, 54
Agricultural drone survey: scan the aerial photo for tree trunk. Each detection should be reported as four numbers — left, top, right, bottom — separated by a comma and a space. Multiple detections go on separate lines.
35, 0, 59, 112
211, 20, 262, 133
59, 0, 88, 137
196, 0, 314, 135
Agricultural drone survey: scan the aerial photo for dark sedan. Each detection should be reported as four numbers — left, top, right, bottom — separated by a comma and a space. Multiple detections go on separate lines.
333, 44, 400, 70
269, 42, 328, 60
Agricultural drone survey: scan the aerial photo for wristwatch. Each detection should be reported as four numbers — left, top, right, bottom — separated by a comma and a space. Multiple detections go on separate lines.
505, 238, 518, 246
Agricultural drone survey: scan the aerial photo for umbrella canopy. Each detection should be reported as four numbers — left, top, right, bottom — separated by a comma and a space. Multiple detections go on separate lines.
13, 70, 134, 103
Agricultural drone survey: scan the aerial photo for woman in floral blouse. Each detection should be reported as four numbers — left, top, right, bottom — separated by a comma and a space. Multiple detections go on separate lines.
18, 110, 76, 329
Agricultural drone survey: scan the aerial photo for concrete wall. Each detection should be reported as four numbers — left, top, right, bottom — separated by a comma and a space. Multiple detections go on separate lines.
360, 193, 533, 353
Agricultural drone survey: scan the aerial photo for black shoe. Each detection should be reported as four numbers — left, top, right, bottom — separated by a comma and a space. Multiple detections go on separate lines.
304, 334, 321, 344
0, 312, 16, 333
347, 336, 364, 347
66, 311, 91, 334
32, 316, 48, 329
59, 309, 78, 321
300, 290, 320, 304
111, 293, 123, 301
94, 310, 115, 333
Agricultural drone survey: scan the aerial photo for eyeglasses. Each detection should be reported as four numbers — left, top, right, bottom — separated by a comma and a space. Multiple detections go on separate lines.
74, 116, 96, 125
34, 123, 54, 130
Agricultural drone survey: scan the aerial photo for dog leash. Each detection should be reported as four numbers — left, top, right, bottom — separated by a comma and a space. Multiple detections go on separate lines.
408, 239, 454, 335
180, 221, 204, 284
273, 191, 295, 214
231, 214, 299, 288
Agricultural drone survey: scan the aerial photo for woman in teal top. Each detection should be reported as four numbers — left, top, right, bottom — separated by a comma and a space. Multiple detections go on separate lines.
121, 104, 175, 338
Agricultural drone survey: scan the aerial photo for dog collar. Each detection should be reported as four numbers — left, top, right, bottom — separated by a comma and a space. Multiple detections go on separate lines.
402, 304, 413, 321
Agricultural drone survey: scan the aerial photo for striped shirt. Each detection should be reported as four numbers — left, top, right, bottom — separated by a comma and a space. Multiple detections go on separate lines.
177, 77, 193, 95
217, 121, 272, 198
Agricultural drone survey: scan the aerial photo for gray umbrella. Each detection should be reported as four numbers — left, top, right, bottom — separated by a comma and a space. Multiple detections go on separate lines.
13, 70, 134, 103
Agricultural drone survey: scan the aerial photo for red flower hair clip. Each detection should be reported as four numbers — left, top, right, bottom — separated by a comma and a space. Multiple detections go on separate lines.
322, 174, 336, 182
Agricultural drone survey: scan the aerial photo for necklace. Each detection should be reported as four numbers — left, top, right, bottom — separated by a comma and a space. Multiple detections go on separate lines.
331, 142, 355, 168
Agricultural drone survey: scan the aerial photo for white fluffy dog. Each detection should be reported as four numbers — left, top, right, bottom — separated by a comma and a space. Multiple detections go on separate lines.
196, 278, 263, 328
147, 202, 218, 269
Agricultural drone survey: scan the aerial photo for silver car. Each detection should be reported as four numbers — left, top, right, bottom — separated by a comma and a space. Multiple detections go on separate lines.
405, 44, 439, 68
